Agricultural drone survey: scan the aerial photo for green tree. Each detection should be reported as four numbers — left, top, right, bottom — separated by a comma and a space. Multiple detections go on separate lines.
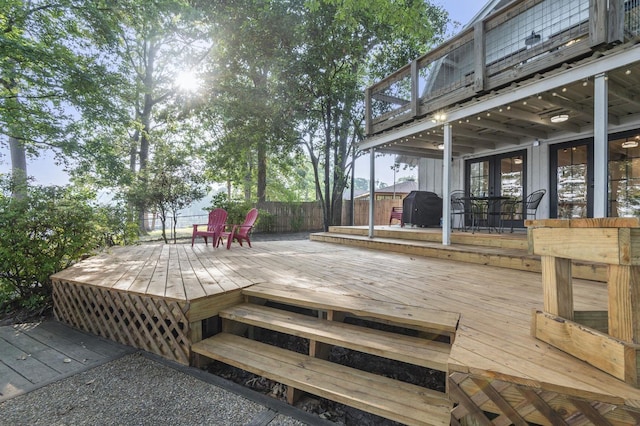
0, 0, 125, 190
296, 0, 448, 230
197, 0, 304, 203
131, 140, 206, 244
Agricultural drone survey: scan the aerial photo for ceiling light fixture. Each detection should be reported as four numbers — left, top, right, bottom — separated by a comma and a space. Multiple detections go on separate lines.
514, 157, 523, 165
550, 114, 569, 123
525, 30, 541, 46
437, 143, 445, 150
622, 138, 639, 149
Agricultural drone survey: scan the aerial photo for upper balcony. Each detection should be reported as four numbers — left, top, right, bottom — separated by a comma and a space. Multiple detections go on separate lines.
365, 0, 640, 138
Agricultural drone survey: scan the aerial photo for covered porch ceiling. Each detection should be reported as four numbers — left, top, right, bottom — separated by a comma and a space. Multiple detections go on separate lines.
360, 44, 640, 160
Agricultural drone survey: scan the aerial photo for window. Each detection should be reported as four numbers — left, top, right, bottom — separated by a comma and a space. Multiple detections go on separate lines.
609, 135, 640, 217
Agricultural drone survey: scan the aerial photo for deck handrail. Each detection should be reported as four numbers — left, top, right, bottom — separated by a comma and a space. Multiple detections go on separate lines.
365, 0, 634, 136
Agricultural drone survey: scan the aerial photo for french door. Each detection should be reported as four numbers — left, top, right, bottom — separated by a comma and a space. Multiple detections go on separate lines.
549, 140, 593, 218
465, 151, 526, 228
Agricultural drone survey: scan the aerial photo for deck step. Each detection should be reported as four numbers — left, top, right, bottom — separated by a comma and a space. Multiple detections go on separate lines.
242, 284, 460, 337
220, 303, 450, 371
192, 333, 452, 426
310, 231, 608, 282
327, 225, 529, 250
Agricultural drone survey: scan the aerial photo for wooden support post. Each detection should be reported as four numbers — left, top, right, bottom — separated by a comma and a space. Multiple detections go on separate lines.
327, 310, 346, 322
286, 386, 304, 405
410, 59, 419, 118
541, 255, 574, 320
309, 339, 331, 360
608, 265, 640, 343
589, 0, 609, 47
221, 319, 250, 336
473, 20, 486, 93
189, 320, 202, 344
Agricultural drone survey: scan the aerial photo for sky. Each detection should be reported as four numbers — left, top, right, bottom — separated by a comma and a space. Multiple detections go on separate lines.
0, 0, 489, 188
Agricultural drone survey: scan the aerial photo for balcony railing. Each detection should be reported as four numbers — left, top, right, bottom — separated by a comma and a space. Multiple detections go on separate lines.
365, 0, 639, 136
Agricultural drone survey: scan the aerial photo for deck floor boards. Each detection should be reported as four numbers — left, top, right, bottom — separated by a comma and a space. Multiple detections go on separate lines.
49, 236, 640, 410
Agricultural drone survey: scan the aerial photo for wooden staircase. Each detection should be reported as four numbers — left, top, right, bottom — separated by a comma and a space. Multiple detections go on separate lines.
310, 226, 608, 282
192, 285, 459, 426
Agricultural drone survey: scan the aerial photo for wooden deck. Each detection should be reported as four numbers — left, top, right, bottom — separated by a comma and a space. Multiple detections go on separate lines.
50, 234, 640, 424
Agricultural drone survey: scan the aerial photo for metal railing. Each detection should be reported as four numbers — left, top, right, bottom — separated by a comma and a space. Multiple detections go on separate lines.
366, 0, 635, 136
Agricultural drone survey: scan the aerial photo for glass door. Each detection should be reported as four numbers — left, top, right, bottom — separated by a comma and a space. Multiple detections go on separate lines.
466, 151, 526, 228
550, 140, 593, 218
609, 134, 640, 217
467, 152, 526, 198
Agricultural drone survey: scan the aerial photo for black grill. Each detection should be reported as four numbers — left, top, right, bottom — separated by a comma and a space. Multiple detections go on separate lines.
402, 191, 443, 227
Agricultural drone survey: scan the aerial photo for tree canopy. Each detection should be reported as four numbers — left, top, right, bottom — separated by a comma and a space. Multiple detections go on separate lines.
1, 0, 450, 230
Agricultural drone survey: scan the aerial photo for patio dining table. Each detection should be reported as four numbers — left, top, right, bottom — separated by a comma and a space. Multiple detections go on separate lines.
461, 195, 511, 233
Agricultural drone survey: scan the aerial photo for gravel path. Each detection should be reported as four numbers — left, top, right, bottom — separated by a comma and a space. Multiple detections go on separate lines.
0, 352, 329, 426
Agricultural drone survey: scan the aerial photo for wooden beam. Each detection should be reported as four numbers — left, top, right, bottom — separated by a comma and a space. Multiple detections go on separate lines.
490, 108, 581, 133
532, 309, 640, 386
608, 79, 640, 108
607, 265, 640, 342
411, 59, 419, 117
470, 377, 528, 426
589, 0, 608, 47
371, 92, 409, 106
474, 21, 486, 92
465, 118, 548, 139
541, 255, 574, 320
517, 387, 569, 425
537, 92, 620, 126
607, 0, 624, 44
453, 127, 516, 145
530, 227, 636, 265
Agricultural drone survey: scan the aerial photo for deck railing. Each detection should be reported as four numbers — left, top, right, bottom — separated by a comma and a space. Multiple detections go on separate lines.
365, 0, 637, 136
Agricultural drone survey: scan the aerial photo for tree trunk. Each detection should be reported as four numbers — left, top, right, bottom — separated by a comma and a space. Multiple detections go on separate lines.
257, 142, 267, 202
136, 41, 157, 233
9, 136, 28, 198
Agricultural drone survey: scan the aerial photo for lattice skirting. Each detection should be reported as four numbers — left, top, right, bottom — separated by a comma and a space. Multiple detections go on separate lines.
53, 280, 190, 365
449, 372, 640, 425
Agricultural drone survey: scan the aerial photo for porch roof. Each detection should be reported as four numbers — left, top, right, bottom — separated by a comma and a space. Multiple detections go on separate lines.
361, 0, 640, 159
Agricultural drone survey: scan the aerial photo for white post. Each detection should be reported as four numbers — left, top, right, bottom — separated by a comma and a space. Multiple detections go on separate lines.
442, 123, 452, 245
368, 148, 375, 238
593, 72, 608, 217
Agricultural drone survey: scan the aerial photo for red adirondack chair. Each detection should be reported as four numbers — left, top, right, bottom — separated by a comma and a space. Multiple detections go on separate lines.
191, 208, 228, 247
216, 208, 259, 249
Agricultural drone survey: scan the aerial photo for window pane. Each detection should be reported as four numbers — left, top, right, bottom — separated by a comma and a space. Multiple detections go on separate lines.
557, 145, 587, 219
609, 135, 640, 217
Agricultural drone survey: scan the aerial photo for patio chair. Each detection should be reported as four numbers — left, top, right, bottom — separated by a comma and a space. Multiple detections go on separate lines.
450, 190, 471, 231
389, 206, 404, 227
501, 189, 546, 232
191, 208, 228, 247
217, 208, 259, 249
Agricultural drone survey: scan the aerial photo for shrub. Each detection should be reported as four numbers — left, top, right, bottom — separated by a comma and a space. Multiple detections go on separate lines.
0, 178, 133, 312
208, 193, 263, 229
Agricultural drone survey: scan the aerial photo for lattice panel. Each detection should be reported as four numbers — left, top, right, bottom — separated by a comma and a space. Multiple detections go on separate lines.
53, 280, 190, 365
449, 372, 640, 425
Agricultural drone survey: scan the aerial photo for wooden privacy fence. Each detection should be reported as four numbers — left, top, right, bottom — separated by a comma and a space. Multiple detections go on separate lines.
342, 199, 403, 226
253, 199, 404, 232
174, 200, 405, 235
254, 201, 325, 233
